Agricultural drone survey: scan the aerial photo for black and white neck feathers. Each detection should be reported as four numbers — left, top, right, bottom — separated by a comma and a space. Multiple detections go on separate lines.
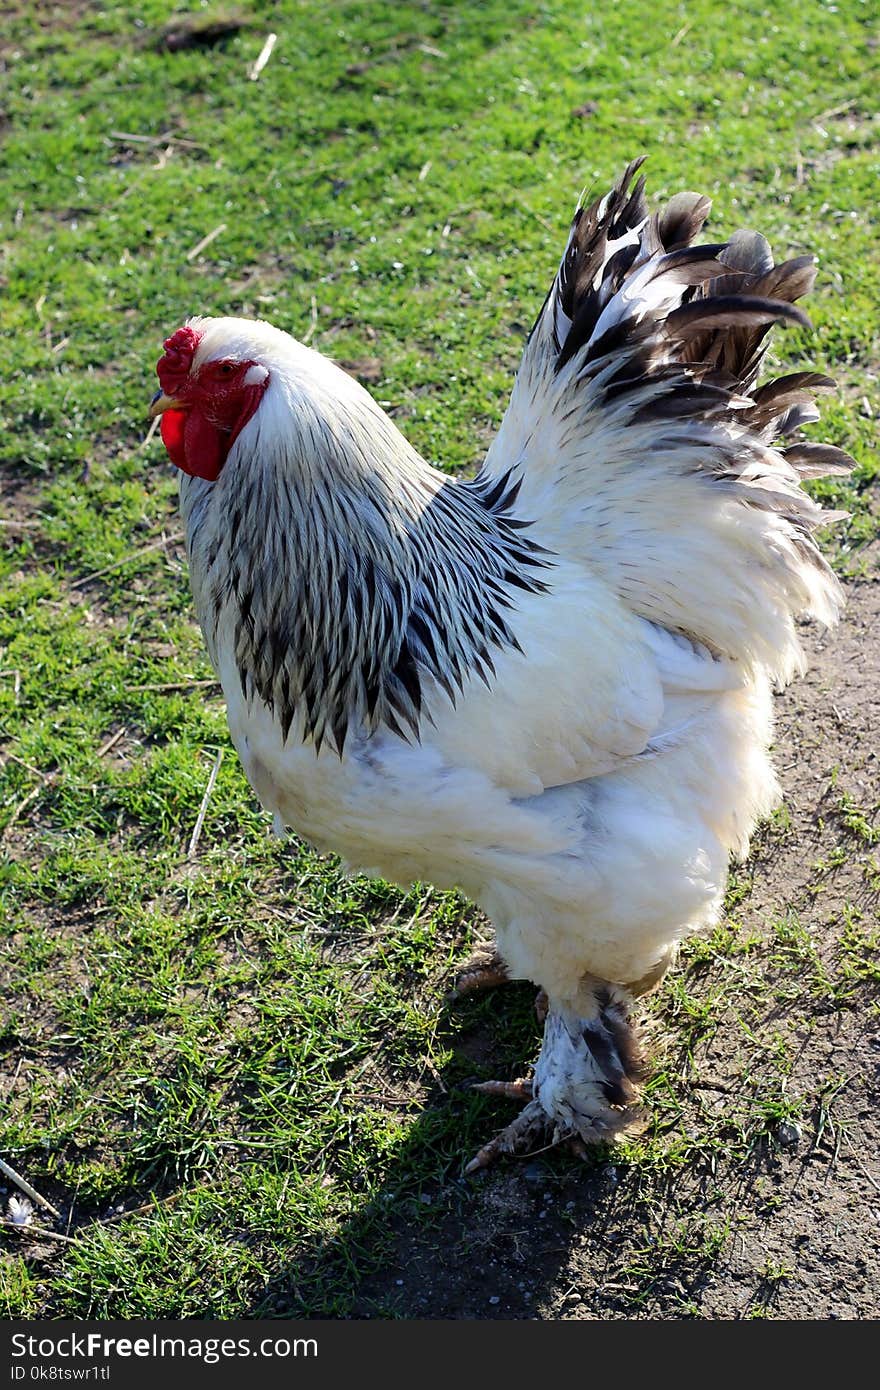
181, 344, 550, 754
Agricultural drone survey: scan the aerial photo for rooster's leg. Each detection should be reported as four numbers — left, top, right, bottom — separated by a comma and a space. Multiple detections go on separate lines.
465, 980, 644, 1174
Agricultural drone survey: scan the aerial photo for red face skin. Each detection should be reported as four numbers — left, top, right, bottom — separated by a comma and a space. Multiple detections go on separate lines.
156, 329, 269, 482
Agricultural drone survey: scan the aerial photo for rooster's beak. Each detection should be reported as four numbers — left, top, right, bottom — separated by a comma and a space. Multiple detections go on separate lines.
149, 391, 186, 418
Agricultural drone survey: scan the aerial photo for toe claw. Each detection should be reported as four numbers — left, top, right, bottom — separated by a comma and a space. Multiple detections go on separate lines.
566, 1136, 591, 1161
465, 1098, 563, 1175
471, 1078, 534, 1102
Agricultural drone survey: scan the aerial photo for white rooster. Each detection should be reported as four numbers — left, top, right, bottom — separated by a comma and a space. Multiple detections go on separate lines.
150, 160, 851, 1170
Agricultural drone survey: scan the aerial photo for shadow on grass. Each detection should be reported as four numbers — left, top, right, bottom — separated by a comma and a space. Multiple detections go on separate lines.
234, 979, 878, 1318
248, 1101, 608, 1315
235, 984, 689, 1320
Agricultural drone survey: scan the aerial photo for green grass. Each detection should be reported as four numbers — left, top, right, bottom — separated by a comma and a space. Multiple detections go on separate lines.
1, 0, 878, 1318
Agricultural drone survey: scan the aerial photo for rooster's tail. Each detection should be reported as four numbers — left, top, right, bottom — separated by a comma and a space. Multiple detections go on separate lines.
485, 159, 853, 684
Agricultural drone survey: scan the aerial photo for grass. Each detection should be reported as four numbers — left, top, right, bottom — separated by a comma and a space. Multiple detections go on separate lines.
1, 0, 878, 1319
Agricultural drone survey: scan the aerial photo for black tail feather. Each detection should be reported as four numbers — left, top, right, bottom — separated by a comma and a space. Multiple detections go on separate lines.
537, 159, 854, 489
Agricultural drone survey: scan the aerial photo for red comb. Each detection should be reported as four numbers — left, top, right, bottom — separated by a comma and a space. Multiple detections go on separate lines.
157, 325, 201, 394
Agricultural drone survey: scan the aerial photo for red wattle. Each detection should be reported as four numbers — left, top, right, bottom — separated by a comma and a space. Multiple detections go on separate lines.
184, 408, 226, 481
160, 407, 226, 481
160, 409, 188, 470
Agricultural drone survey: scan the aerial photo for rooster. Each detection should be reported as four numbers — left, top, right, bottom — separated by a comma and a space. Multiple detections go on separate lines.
150, 160, 851, 1170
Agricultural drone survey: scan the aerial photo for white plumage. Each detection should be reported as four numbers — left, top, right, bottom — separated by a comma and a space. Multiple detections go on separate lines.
152, 161, 850, 1167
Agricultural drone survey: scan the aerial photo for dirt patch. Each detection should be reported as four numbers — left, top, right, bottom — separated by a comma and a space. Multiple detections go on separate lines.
0, 464, 44, 534
325, 572, 880, 1320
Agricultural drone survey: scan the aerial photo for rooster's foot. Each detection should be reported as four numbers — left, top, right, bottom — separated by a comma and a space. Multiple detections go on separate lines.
471, 1078, 533, 1102
452, 950, 548, 1024
465, 1095, 587, 1173
451, 946, 510, 999
466, 983, 644, 1174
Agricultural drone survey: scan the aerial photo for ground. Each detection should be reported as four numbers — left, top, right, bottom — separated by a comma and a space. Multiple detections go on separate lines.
0, 0, 877, 1320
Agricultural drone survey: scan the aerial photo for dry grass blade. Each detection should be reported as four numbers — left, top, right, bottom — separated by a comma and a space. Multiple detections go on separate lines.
0, 1157, 62, 1220
186, 224, 227, 262
109, 130, 169, 145
126, 678, 220, 694
96, 727, 126, 759
249, 33, 278, 81
140, 415, 161, 450
301, 294, 318, 345
1, 772, 58, 842
188, 749, 224, 858
0, 1221, 77, 1245
70, 531, 184, 589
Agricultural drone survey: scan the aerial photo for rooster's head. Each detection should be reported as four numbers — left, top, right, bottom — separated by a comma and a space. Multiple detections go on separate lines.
150, 320, 271, 480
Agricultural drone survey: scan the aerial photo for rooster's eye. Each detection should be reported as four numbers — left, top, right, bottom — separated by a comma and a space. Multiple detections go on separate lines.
217, 361, 236, 375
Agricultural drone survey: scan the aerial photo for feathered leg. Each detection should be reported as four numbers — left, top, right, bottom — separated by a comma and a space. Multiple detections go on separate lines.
465, 979, 646, 1174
